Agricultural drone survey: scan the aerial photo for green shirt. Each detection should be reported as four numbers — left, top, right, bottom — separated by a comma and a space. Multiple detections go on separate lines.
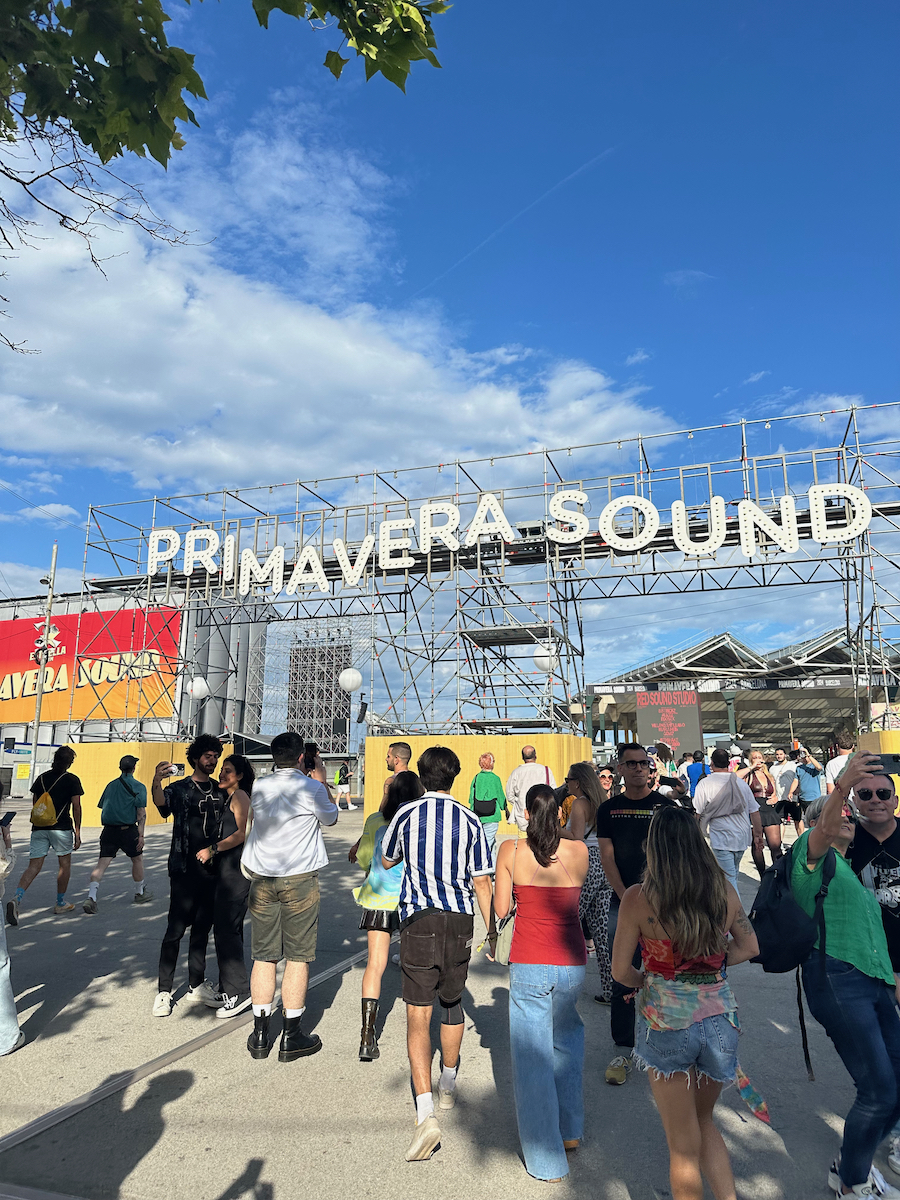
99, 774, 147, 826
791, 830, 894, 986
467, 770, 507, 824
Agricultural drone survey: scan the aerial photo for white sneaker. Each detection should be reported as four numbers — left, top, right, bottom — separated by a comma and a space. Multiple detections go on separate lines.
152, 991, 173, 1018
889, 1137, 900, 1178
829, 1160, 900, 1198
189, 980, 226, 1008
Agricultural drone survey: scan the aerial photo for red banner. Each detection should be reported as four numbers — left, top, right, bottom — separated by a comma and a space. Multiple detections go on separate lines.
0, 608, 181, 723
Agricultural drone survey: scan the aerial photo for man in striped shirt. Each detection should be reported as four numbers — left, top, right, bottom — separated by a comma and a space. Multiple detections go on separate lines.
382, 745, 493, 1162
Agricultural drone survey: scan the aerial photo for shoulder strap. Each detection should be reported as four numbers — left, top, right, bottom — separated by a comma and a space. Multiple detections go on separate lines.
120, 776, 138, 799
545, 766, 549, 786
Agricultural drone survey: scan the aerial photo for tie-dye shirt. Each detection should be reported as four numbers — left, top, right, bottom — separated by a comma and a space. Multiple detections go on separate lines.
638, 936, 738, 1032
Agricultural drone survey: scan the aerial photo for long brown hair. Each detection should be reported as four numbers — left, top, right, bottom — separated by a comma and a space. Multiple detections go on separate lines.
567, 762, 602, 817
642, 806, 728, 960
524, 783, 562, 867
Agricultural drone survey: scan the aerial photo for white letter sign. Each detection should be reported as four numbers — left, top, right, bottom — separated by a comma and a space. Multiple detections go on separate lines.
808, 484, 872, 544
547, 491, 591, 544
464, 493, 517, 547
148, 529, 181, 576
184, 528, 220, 575
598, 496, 660, 552
239, 546, 285, 596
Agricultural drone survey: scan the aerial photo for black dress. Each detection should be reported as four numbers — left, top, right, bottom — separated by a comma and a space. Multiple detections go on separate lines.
213, 798, 251, 998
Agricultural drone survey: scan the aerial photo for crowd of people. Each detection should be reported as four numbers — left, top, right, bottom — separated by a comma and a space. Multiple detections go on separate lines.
2, 729, 900, 1197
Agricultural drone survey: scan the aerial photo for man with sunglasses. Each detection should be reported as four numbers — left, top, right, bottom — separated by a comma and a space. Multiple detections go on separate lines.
596, 743, 679, 1085
849, 772, 900, 1004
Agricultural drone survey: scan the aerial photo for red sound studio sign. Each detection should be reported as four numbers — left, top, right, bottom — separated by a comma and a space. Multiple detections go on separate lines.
635, 688, 703, 757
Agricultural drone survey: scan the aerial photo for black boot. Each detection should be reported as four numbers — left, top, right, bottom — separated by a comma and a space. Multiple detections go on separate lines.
359, 998, 379, 1062
278, 1015, 322, 1062
247, 1012, 271, 1060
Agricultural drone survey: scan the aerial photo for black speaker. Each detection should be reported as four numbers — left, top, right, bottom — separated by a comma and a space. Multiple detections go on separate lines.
356, 700, 368, 724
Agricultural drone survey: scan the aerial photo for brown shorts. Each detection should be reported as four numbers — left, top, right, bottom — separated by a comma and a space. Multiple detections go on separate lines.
400, 910, 474, 1007
246, 869, 320, 963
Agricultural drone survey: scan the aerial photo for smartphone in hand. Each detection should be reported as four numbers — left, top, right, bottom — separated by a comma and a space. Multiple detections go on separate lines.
0, 812, 14, 827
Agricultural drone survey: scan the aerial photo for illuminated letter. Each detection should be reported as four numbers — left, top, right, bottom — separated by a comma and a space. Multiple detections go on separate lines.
738, 497, 799, 557
598, 496, 660, 552
419, 502, 461, 552
463, 493, 517, 548
285, 546, 329, 594
547, 490, 590, 545
184, 528, 220, 575
333, 535, 376, 587
379, 519, 416, 570
671, 497, 727, 556
808, 484, 873, 544
147, 529, 180, 576
222, 535, 236, 583
239, 546, 285, 597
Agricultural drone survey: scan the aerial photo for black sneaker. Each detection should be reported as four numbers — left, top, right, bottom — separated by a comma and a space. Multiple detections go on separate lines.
5, 900, 18, 927
216, 993, 252, 1020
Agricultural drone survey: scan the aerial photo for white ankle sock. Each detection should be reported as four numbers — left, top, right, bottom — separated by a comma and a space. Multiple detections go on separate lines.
440, 1062, 458, 1091
88, 882, 99, 901
415, 1092, 435, 1123
135, 881, 145, 895
284, 1007, 305, 1019
252, 1003, 272, 1017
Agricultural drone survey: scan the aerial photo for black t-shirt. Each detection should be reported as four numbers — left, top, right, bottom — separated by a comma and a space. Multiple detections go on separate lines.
849, 823, 900, 973
159, 777, 226, 874
596, 789, 679, 890
30, 770, 83, 831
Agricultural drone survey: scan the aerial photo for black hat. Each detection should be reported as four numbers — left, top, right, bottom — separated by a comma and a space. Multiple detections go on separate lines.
120, 755, 139, 771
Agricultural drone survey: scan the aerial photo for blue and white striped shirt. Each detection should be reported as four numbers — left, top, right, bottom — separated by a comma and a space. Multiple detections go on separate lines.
382, 792, 492, 922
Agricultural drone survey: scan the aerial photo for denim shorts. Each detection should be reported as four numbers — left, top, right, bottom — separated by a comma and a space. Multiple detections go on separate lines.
29, 828, 74, 859
634, 1012, 739, 1084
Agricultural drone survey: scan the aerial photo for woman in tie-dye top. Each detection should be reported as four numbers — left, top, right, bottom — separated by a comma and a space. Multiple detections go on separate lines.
611, 806, 759, 1200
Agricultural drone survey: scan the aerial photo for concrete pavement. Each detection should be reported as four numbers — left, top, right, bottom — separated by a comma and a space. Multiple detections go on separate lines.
0, 815, 878, 1199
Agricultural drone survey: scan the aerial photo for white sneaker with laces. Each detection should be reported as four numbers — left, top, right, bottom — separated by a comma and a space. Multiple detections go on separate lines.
828, 1160, 900, 1198
189, 980, 226, 1008
889, 1137, 900, 1178
152, 991, 173, 1018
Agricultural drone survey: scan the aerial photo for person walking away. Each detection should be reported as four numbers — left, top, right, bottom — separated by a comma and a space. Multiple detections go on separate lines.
382, 742, 412, 808
7, 746, 82, 924
506, 745, 557, 832
559, 762, 614, 1004
684, 751, 708, 800
150, 735, 226, 1018
83, 755, 152, 914
597, 743, 679, 1085
692, 749, 763, 890
381, 746, 493, 1161
467, 752, 507, 868
738, 750, 782, 876
791, 754, 900, 1199
350, 770, 425, 1061
847, 768, 900, 1180
770, 746, 797, 825
195, 754, 254, 1019
242, 731, 338, 1062
494, 783, 589, 1181
611, 806, 759, 1200
335, 761, 357, 811
827, 730, 857, 794
0, 820, 24, 1053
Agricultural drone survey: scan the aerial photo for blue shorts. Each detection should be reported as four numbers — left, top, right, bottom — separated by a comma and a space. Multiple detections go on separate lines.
634, 1012, 738, 1084
28, 828, 75, 859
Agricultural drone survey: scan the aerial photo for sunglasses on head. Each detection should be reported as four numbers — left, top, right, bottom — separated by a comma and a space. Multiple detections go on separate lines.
856, 787, 895, 804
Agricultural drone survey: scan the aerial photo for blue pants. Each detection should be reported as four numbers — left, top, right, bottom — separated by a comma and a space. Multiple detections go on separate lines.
802, 953, 900, 1189
508, 962, 585, 1180
0, 907, 21, 1055
711, 847, 743, 890
481, 822, 498, 871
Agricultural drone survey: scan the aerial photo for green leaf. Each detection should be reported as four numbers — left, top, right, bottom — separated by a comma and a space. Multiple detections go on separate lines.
324, 48, 349, 79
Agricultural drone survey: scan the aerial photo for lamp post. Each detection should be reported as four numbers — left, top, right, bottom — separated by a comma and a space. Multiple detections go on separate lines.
721, 689, 738, 740
30, 542, 58, 783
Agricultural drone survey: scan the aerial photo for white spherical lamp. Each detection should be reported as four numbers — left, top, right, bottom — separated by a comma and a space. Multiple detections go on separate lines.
533, 644, 560, 674
339, 668, 363, 693
187, 677, 211, 700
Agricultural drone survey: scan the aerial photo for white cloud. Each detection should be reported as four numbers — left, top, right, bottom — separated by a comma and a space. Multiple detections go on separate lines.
742, 370, 770, 385
0, 560, 84, 597
663, 269, 713, 297
0, 501, 81, 525
625, 348, 651, 366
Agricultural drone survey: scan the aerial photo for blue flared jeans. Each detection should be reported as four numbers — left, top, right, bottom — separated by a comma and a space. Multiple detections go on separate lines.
0, 909, 21, 1055
802, 953, 900, 1189
508, 961, 585, 1180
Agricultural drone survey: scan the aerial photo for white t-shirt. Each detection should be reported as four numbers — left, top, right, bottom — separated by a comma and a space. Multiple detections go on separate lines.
770, 760, 797, 803
241, 767, 338, 877
505, 762, 557, 831
693, 772, 759, 852
825, 753, 853, 789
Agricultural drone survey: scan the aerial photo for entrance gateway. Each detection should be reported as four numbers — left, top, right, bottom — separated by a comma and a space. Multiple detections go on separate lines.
1, 403, 898, 755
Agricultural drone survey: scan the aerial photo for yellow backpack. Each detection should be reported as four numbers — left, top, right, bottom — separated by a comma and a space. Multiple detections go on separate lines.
30, 773, 62, 828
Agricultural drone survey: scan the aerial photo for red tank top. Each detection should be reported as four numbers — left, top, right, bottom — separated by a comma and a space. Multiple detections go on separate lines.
509, 885, 587, 966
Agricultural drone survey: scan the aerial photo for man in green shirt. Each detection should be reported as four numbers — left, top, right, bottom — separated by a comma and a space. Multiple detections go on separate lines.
467, 752, 508, 869
83, 756, 153, 913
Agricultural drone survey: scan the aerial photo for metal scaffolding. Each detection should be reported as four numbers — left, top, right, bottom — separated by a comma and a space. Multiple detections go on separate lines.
50, 402, 900, 742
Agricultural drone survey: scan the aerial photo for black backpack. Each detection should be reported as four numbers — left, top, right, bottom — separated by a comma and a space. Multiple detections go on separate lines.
749, 840, 836, 1079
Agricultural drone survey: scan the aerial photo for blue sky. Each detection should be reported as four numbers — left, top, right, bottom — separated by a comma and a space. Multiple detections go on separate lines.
0, 0, 896, 674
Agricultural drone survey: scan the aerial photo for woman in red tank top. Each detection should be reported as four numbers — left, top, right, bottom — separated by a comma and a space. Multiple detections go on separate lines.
494, 782, 589, 1182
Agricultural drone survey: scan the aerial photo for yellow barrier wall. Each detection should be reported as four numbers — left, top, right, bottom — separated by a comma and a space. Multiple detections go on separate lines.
63, 741, 234, 827
858, 730, 900, 810
364, 733, 593, 834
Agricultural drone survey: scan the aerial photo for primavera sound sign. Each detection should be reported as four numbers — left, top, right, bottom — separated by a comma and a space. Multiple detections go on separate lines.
144, 483, 873, 598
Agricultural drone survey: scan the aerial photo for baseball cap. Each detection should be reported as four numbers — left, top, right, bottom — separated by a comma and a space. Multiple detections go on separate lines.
120, 755, 139, 770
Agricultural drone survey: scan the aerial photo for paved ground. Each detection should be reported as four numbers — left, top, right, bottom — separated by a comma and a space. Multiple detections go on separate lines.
0, 815, 886, 1200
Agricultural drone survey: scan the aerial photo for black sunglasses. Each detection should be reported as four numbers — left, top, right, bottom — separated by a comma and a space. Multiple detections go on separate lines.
623, 759, 650, 768
856, 787, 895, 803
